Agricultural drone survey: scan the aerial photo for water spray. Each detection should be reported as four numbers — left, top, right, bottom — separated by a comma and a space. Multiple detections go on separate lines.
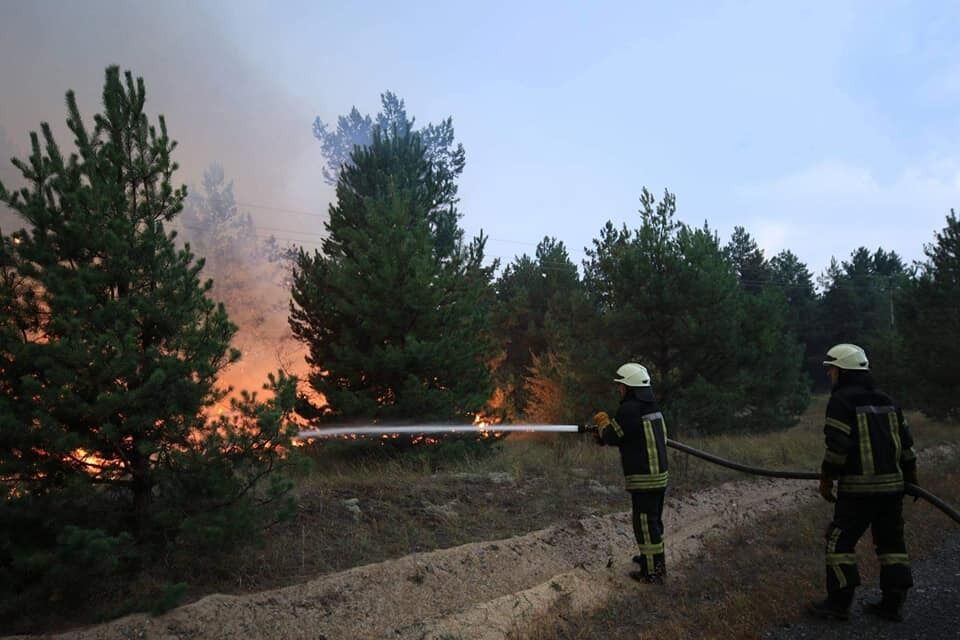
295, 423, 960, 524
297, 424, 581, 438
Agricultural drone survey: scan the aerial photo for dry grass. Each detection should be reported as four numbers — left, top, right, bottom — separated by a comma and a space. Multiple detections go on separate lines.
515, 458, 960, 640
157, 397, 960, 598
669, 397, 957, 492
196, 397, 958, 599
46, 398, 960, 631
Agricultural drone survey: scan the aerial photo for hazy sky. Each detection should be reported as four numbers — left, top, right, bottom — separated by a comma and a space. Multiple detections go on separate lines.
2, 0, 959, 275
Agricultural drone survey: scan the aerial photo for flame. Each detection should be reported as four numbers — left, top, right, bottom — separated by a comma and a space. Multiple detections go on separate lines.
73, 448, 110, 468
471, 410, 505, 439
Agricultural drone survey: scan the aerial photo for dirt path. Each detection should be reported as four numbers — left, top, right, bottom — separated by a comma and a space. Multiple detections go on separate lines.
9, 476, 821, 640
763, 532, 960, 640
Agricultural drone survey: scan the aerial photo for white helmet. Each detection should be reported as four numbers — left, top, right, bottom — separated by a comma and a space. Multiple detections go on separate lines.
823, 343, 869, 370
614, 362, 651, 387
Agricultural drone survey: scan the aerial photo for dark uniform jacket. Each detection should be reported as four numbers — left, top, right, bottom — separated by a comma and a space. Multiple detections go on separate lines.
821, 381, 917, 496
600, 388, 669, 492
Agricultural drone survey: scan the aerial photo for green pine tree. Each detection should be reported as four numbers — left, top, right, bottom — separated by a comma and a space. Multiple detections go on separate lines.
290, 127, 495, 421
580, 189, 741, 433
769, 249, 819, 381
0, 67, 299, 627
815, 246, 907, 388
899, 209, 960, 419
493, 237, 580, 419
724, 228, 809, 430
313, 92, 466, 196
726, 226, 771, 292
577, 190, 807, 433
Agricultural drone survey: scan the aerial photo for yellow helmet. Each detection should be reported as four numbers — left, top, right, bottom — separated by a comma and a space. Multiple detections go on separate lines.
614, 362, 651, 387
823, 343, 869, 371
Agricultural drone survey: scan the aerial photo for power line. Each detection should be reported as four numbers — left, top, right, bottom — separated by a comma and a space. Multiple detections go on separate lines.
233, 200, 583, 252
179, 203, 923, 293
236, 201, 325, 217
183, 217, 571, 254
178, 229, 915, 295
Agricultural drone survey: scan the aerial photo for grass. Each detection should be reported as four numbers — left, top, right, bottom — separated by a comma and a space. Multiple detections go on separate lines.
514, 457, 960, 640
178, 398, 957, 599
17, 397, 960, 634
668, 397, 958, 492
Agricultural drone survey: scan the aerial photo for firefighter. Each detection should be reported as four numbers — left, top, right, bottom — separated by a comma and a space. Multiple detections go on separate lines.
592, 362, 669, 583
808, 343, 918, 622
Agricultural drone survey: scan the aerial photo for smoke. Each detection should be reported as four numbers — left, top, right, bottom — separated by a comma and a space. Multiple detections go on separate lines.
0, 0, 330, 229
0, 129, 19, 232
0, 1, 326, 396
175, 163, 308, 398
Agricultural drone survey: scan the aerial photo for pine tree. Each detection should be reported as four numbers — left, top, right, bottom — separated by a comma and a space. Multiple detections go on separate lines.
177, 163, 294, 374
580, 189, 741, 433
0, 67, 298, 625
313, 92, 465, 197
726, 226, 771, 292
290, 128, 495, 421
900, 210, 960, 418
493, 237, 580, 419
179, 164, 258, 283
724, 228, 809, 429
769, 249, 820, 383
816, 246, 907, 388
578, 191, 807, 433
733, 285, 809, 430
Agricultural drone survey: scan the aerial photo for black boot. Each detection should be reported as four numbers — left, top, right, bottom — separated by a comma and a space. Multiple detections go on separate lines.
629, 569, 665, 584
630, 555, 666, 583
864, 590, 905, 622
807, 588, 853, 621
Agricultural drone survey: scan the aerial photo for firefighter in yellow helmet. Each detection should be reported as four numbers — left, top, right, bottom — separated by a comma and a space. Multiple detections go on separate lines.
592, 362, 669, 583
808, 344, 918, 622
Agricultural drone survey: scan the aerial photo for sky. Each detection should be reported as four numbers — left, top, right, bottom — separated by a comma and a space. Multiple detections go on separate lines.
2, 0, 960, 276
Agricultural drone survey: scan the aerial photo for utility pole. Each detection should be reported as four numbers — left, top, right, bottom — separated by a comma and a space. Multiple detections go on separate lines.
888, 276, 896, 330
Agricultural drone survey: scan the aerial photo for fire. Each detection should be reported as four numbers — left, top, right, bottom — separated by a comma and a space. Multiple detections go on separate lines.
472, 410, 505, 439
66, 447, 122, 480
72, 448, 109, 468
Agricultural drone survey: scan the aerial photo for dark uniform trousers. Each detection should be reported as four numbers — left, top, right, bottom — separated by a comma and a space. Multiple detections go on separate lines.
602, 389, 669, 579
826, 494, 913, 598
820, 383, 916, 605
631, 489, 666, 577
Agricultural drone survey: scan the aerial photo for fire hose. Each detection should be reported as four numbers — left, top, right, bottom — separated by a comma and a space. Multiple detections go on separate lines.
663, 437, 960, 524
296, 423, 960, 524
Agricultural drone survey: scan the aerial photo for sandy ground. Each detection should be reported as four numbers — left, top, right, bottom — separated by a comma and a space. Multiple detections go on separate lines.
7, 476, 821, 640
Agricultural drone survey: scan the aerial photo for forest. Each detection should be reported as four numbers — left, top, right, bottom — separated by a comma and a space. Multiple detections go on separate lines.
1, 67, 958, 632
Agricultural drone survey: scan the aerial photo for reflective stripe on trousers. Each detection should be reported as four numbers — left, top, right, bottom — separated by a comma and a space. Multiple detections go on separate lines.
631, 489, 666, 578
824, 494, 913, 594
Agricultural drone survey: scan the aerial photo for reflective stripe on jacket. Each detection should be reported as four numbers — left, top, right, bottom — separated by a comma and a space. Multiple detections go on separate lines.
822, 384, 917, 495
601, 388, 669, 492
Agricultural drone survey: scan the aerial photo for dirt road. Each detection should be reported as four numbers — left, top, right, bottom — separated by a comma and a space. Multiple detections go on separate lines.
763, 532, 960, 640
8, 476, 820, 640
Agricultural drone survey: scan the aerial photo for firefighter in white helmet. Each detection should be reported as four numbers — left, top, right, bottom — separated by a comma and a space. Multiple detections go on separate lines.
808, 343, 918, 622
592, 362, 669, 583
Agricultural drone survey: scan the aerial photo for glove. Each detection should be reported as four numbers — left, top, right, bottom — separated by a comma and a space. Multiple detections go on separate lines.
904, 467, 919, 502
819, 477, 836, 503
592, 411, 610, 444
592, 411, 610, 430
904, 467, 918, 486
